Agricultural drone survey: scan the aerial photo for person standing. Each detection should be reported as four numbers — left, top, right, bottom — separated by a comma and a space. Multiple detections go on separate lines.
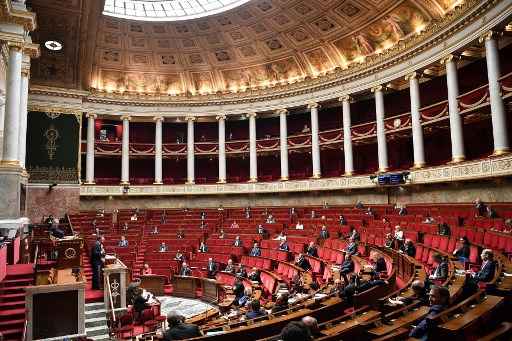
91, 236, 105, 290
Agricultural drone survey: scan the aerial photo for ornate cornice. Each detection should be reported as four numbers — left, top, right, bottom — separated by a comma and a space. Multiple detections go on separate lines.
28, 0, 508, 114
0, 0, 37, 32
80, 154, 512, 196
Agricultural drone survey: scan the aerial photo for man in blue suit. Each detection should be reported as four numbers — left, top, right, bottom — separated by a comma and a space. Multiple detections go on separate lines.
472, 249, 496, 283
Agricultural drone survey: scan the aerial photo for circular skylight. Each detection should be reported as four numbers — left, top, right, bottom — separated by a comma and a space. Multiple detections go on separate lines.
103, 0, 252, 22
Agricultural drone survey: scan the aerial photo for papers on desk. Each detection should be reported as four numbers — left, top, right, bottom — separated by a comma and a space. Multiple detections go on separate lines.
503, 272, 512, 277
206, 331, 225, 336
314, 293, 327, 300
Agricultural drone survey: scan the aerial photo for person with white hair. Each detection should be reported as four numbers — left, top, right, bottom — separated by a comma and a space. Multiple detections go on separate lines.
470, 249, 496, 283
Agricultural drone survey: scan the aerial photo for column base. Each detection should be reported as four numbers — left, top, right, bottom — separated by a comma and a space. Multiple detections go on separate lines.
185, 181, 195, 185
449, 156, 465, 164
492, 148, 510, 156
311, 173, 321, 179
411, 162, 426, 170
0, 160, 20, 167
120, 181, 130, 185
83, 181, 96, 185
343, 171, 354, 177
248, 178, 258, 183
217, 179, 226, 184
153, 182, 163, 185
280, 176, 289, 181
377, 168, 389, 174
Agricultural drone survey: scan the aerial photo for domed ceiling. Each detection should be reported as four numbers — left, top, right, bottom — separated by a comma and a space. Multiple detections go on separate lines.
28, 0, 462, 97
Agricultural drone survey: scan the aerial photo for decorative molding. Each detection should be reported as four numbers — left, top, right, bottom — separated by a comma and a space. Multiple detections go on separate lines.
80, 154, 512, 196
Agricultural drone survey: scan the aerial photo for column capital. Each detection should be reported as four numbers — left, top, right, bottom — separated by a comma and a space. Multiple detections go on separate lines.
307, 102, 320, 109
185, 116, 196, 122
153, 115, 164, 122
338, 95, 352, 103
86, 113, 97, 119
22, 42, 40, 59
405, 71, 421, 81
6, 41, 23, 52
479, 30, 503, 44
120, 115, 131, 121
246, 112, 257, 119
275, 108, 288, 115
439, 54, 460, 65
216, 114, 227, 121
371, 85, 385, 93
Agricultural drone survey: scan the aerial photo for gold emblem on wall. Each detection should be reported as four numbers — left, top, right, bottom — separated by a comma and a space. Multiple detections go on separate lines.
45, 125, 60, 160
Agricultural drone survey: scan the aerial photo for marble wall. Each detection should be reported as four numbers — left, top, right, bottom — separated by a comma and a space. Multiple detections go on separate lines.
78, 179, 512, 211
27, 184, 80, 221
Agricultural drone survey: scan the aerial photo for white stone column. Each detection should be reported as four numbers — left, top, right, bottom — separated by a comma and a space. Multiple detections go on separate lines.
277, 109, 289, 180
406, 72, 426, 168
442, 54, 465, 162
85, 113, 96, 184
154, 116, 163, 184
0, 94, 5, 161
186, 116, 195, 184
2, 43, 23, 165
247, 112, 258, 182
372, 85, 389, 172
217, 114, 227, 183
481, 31, 509, 155
340, 96, 354, 176
308, 102, 321, 178
18, 67, 29, 169
120, 115, 130, 184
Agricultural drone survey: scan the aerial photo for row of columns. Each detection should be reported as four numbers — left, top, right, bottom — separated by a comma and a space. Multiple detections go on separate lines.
1, 43, 31, 170
83, 31, 509, 185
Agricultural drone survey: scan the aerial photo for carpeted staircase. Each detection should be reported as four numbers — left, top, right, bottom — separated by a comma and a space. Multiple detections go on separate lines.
85, 302, 111, 341
0, 264, 34, 341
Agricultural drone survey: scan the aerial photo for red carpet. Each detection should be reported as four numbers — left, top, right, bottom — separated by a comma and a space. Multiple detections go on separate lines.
6, 263, 34, 276
85, 288, 104, 303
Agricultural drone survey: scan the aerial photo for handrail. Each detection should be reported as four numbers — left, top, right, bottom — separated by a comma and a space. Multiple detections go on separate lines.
105, 274, 116, 323
22, 318, 28, 341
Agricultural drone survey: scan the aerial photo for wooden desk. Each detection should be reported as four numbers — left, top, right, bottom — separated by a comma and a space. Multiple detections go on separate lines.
439, 295, 504, 332
321, 310, 381, 336
140, 275, 166, 296
368, 306, 429, 337
173, 276, 197, 298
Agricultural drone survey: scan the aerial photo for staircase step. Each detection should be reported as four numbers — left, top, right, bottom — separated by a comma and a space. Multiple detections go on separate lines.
0, 301, 25, 310
0, 285, 28, 294
85, 325, 109, 337
85, 317, 108, 328
85, 302, 106, 311
0, 292, 25, 302
0, 308, 25, 318
0, 319, 25, 328
0, 278, 33, 286
0, 327, 23, 338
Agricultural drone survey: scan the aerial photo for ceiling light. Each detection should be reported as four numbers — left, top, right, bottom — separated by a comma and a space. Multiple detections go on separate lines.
45, 40, 63, 51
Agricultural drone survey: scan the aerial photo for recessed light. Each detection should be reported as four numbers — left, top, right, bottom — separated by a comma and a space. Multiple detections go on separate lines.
45, 40, 63, 51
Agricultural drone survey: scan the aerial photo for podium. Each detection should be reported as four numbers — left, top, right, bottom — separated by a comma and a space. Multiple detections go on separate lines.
56, 237, 83, 269
140, 275, 166, 296
172, 276, 197, 298
103, 256, 129, 313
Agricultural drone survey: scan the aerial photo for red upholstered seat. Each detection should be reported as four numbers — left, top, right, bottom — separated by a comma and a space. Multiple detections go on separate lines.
415, 245, 424, 261
439, 236, 449, 252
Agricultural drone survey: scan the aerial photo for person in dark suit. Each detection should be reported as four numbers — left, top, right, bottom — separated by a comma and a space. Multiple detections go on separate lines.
179, 262, 192, 276
339, 215, 347, 226
347, 226, 360, 242
474, 198, 486, 217
233, 236, 243, 247
224, 259, 236, 274
236, 264, 247, 278
174, 250, 185, 262
319, 226, 329, 240
306, 242, 318, 257
340, 254, 354, 284
373, 256, 388, 274
206, 258, 217, 278
245, 299, 266, 319
233, 277, 245, 303
133, 289, 150, 322
248, 268, 261, 283
429, 254, 448, 281
409, 285, 449, 339
271, 293, 289, 314
250, 242, 261, 257
118, 235, 128, 247
295, 253, 311, 271
390, 279, 429, 306
472, 249, 496, 283
400, 239, 416, 258
278, 239, 290, 252
343, 237, 358, 256
91, 236, 105, 290
198, 241, 208, 253
438, 223, 451, 236
257, 225, 269, 239
163, 313, 201, 340
453, 237, 470, 263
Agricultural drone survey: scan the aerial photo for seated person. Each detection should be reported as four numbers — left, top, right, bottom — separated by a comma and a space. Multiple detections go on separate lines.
257, 224, 269, 239
206, 258, 217, 278
142, 263, 152, 275
384, 233, 394, 248
310, 210, 316, 219
487, 206, 497, 218
151, 226, 159, 235
224, 259, 236, 274
174, 250, 185, 262
394, 225, 404, 248
470, 249, 496, 283
373, 256, 388, 274
274, 231, 287, 241
302, 124, 310, 133
271, 293, 289, 314
474, 198, 486, 217
306, 241, 318, 257
250, 243, 261, 257
132, 288, 150, 321
233, 277, 245, 302
319, 226, 329, 239
122, 222, 129, 231
280, 321, 311, 341
118, 235, 129, 247
320, 215, 327, 221
343, 237, 358, 256
245, 299, 266, 320
130, 213, 138, 221
330, 279, 345, 296
302, 316, 321, 339
200, 211, 206, 220
339, 215, 347, 225
198, 241, 208, 253
295, 221, 304, 230
388, 279, 428, 306
347, 226, 360, 242
295, 253, 311, 271
409, 285, 449, 339
429, 253, 448, 281
366, 207, 374, 217
162, 313, 201, 341
230, 220, 239, 229
245, 207, 251, 219
424, 214, 435, 224
248, 268, 261, 283
340, 254, 355, 284
278, 239, 290, 252
266, 214, 276, 224
453, 237, 470, 263
236, 264, 247, 278
233, 235, 243, 247
355, 201, 364, 209
438, 222, 451, 236
358, 271, 387, 292
159, 242, 168, 252
179, 262, 192, 276
400, 239, 416, 258
238, 287, 253, 307
398, 205, 407, 216
219, 229, 226, 239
